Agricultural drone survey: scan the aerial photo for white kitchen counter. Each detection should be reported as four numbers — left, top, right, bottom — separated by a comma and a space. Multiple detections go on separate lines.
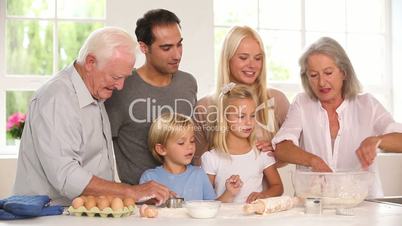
0, 201, 401, 226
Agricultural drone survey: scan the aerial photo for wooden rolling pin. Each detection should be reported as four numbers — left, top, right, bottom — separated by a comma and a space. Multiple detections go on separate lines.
243, 196, 299, 215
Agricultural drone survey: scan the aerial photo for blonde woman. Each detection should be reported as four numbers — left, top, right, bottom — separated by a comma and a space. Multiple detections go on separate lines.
201, 84, 283, 203
193, 26, 290, 165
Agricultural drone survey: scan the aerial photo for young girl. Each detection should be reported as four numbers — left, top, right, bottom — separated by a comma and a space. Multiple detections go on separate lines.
139, 113, 216, 201
201, 84, 284, 203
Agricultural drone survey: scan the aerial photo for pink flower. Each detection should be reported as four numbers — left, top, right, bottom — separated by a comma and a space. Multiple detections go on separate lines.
6, 112, 26, 130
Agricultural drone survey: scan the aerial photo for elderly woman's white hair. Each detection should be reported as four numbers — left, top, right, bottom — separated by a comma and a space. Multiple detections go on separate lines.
299, 37, 362, 100
77, 27, 136, 67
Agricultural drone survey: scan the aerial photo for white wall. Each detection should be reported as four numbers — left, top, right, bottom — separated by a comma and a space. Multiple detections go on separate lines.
0, 158, 17, 198
107, 0, 215, 98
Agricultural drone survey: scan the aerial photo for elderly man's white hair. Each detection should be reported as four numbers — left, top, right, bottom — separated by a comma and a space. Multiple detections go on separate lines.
77, 27, 136, 67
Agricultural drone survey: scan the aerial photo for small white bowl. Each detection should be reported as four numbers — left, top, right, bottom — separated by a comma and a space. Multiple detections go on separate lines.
184, 200, 221, 219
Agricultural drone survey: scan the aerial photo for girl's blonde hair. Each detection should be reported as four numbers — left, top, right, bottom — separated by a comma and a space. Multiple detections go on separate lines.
216, 25, 277, 140
213, 84, 258, 155
148, 113, 194, 163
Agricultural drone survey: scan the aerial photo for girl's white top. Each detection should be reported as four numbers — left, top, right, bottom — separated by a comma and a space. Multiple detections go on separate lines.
201, 148, 275, 203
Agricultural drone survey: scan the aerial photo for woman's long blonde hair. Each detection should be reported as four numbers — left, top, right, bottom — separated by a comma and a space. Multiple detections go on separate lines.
213, 84, 258, 155
215, 25, 277, 140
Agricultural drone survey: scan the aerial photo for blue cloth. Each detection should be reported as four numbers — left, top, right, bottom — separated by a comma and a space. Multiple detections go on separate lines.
0, 209, 29, 220
0, 195, 63, 220
140, 165, 216, 201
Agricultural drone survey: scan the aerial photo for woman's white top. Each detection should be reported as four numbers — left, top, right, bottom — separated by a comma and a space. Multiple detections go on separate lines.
272, 93, 402, 198
201, 148, 275, 203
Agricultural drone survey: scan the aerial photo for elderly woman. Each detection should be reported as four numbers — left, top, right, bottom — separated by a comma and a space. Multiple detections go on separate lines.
272, 37, 402, 198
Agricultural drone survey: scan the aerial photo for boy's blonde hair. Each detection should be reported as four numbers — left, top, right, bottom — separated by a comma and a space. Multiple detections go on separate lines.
148, 113, 194, 163
213, 84, 258, 156
216, 26, 278, 140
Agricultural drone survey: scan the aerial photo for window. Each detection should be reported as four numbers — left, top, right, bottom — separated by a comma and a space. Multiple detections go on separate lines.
214, 0, 392, 108
0, 0, 106, 153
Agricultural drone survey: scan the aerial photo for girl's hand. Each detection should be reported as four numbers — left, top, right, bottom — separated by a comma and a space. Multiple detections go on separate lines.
355, 136, 382, 170
255, 140, 274, 156
217, 175, 243, 203
246, 192, 265, 203
225, 175, 243, 195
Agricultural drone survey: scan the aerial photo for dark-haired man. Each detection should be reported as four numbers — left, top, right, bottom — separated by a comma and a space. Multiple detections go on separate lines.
105, 9, 197, 185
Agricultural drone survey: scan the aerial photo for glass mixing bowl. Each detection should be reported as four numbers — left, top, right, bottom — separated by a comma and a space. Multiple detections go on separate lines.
292, 170, 373, 209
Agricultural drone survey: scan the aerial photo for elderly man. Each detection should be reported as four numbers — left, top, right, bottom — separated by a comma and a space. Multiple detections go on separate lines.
13, 27, 170, 205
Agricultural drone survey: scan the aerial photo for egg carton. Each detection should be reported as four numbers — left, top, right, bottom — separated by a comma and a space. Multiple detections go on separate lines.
67, 205, 135, 218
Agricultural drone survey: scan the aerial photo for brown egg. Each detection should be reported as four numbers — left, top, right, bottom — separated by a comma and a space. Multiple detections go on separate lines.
96, 197, 110, 210
140, 204, 158, 218
84, 198, 97, 210
111, 197, 124, 211
106, 195, 115, 203
71, 197, 84, 209
86, 195, 95, 201
144, 206, 158, 218
139, 204, 148, 217
123, 197, 135, 207
80, 196, 87, 202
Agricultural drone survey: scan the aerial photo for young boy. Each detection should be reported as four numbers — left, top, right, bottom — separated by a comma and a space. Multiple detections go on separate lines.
139, 113, 216, 201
